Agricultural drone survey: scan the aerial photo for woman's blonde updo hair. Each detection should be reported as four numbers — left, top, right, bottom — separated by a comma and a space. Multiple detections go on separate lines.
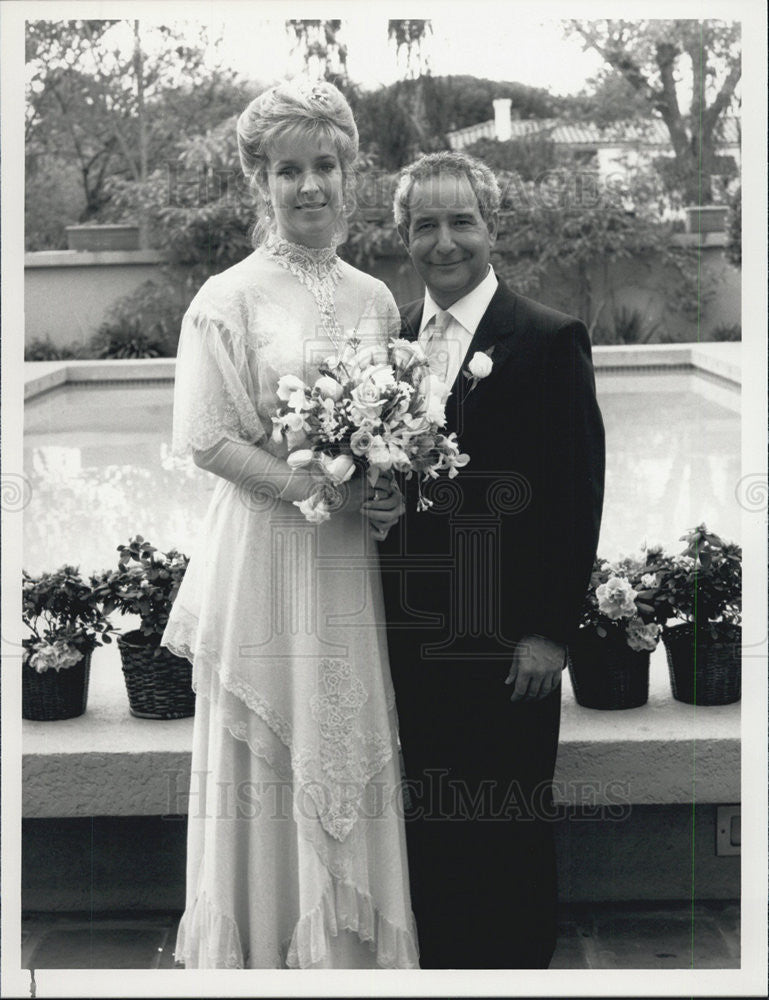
237, 79, 359, 244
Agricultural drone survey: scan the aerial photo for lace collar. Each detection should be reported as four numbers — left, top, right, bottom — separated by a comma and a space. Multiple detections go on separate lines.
261, 231, 342, 284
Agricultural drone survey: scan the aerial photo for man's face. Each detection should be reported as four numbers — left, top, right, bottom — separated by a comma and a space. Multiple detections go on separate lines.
402, 172, 498, 308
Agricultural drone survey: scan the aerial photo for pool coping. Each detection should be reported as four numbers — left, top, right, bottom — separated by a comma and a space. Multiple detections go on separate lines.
21, 633, 739, 818
21, 341, 741, 818
24, 343, 741, 402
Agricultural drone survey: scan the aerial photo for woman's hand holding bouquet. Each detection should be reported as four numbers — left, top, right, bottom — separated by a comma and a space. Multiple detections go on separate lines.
271, 335, 469, 526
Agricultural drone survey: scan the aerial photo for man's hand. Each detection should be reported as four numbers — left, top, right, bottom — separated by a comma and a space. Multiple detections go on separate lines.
361, 472, 405, 541
505, 634, 566, 702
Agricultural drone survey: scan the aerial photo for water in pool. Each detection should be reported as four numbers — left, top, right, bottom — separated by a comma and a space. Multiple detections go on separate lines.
23, 371, 741, 575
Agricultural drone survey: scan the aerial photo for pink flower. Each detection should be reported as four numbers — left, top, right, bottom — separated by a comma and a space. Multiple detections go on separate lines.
350, 428, 374, 457
625, 617, 662, 652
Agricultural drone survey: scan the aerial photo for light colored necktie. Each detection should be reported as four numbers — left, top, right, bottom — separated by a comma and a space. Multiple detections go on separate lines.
425, 309, 451, 383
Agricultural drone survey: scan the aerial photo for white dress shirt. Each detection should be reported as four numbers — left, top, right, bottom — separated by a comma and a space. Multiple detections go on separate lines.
418, 265, 499, 389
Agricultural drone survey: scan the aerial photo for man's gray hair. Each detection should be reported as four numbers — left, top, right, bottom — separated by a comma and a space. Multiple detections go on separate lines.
393, 151, 501, 230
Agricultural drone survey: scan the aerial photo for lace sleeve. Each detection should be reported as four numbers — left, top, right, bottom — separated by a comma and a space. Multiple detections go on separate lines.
355, 280, 402, 349
171, 299, 266, 457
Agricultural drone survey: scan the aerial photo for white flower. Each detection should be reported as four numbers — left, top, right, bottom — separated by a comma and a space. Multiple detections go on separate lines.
294, 490, 332, 524
625, 617, 662, 652
390, 338, 426, 371
286, 449, 314, 469
596, 575, 637, 620
640, 573, 658, 589
350, 343, 388, 375
318, 452, 356, 484
314, 375, 344, 401
424, 393, 446, 427
29, 639, 82, 673
277, 374, 307, 401
368, 434, 394, 471
467, 351, 493, 379
350, 378, 387, 423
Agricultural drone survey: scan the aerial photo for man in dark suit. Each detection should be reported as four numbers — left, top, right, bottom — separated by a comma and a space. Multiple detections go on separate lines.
378, 151, 605, 969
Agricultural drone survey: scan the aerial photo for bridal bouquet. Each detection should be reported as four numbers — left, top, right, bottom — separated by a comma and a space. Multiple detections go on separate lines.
270, 335, 469, 522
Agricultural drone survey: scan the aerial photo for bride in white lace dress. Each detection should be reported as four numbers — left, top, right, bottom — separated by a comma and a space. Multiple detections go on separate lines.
161, 80, 419, 969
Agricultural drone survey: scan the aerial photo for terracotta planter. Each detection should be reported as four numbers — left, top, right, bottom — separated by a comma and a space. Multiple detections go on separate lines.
66, 224, 140, 252
663, 622, 741, 705
117, 629, 195, 719
567, 628, 650, 710
22, 650, 92, 721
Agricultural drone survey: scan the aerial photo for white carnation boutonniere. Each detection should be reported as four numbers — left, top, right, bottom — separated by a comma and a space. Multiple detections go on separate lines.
462, 346, 495, 393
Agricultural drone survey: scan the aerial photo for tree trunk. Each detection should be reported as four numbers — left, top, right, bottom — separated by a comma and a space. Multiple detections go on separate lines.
134, 21, 149, 248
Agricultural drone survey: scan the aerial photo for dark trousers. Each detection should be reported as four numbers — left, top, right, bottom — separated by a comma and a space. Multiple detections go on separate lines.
390, 655, 561, 969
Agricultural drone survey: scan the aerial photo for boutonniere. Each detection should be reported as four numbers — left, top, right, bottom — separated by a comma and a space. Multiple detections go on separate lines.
462, 346, 495, 393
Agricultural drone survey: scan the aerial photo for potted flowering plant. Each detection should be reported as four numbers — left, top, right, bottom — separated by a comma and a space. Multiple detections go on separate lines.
568, 548, 667, 709
22, 566, 116, 720
94, 536, 194, 719
656, 525, 741, 705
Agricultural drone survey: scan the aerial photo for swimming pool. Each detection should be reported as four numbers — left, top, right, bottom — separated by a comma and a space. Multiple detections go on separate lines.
23, 365, 741, 575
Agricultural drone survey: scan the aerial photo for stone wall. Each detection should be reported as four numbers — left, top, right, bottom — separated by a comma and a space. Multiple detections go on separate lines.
24, 240, 740, 353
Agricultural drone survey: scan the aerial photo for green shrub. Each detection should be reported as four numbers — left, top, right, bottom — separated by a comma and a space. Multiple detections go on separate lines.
593, 306, 662, 345
710, 323, 741, 342
25, 338, 83, 361
87, 279, 189, 359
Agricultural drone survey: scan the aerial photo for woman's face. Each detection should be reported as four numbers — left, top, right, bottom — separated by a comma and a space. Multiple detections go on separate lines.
265, 128, 345, 248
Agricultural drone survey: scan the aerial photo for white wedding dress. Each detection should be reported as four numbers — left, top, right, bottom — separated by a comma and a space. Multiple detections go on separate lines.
161, 234, 419, 969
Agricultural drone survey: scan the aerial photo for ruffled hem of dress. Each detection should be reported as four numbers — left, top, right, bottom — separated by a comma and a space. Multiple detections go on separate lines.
283, 878, 419, 969
174, 881, 419, 969
174, 891, 246, 969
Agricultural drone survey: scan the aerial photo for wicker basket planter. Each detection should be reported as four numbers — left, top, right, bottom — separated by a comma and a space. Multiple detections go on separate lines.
663, 622, 741, 705
22, 650, 92, 721
117, 630, 194, 719
568, 628, 650, 710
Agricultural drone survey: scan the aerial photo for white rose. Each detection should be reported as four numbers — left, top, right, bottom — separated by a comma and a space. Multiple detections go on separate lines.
286, 449, 314, 469
351, 344, 388, 375
390, 338, 426, 370
319, 452, 356, 484
314, 375, 344, 401
640, 573, 658, 589
467, 351, 493, 379
350, 379, 386, 422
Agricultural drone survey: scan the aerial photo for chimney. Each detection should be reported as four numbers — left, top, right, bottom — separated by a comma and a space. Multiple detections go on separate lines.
493, 98, 512, 141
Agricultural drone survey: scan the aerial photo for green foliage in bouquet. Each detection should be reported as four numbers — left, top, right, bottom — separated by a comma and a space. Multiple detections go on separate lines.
94, 536, 189, 648
22, 565, 116, 670
655, 524, 741, 638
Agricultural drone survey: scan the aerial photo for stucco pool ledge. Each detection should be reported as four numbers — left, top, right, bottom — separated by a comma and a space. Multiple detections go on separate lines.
22, 639, 739, 818
23, 342, 740, 401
